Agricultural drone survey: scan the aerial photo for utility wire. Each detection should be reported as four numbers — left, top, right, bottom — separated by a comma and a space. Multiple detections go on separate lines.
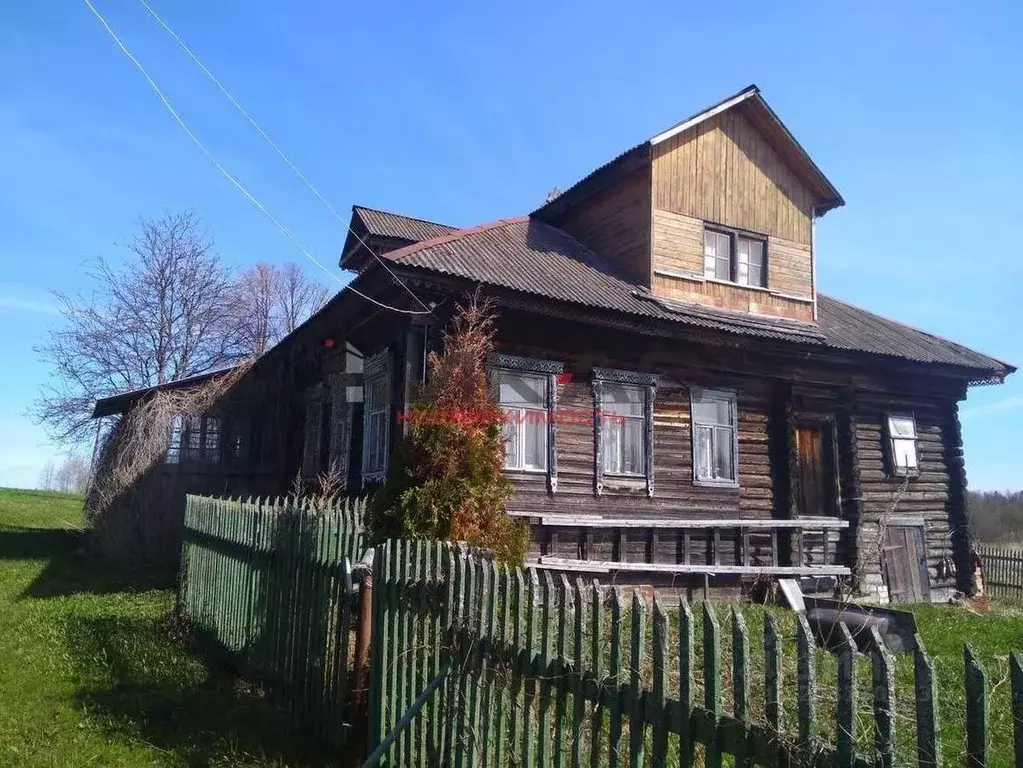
81, 0, 432, 316
135, 0, 434, 314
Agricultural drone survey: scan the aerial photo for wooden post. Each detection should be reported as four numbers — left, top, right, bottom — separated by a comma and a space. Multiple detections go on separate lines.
351, 557, 374, 765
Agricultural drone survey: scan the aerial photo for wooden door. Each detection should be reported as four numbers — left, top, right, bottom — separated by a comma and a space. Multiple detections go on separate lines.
883, 525, 930, 604
794, 425, 834, 517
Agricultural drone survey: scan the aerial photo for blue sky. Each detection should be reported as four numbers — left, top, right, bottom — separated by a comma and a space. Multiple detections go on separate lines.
1, 1, 1020, 490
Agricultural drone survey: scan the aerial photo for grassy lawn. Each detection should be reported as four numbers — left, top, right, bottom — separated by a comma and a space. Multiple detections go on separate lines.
0, 487, 331, 767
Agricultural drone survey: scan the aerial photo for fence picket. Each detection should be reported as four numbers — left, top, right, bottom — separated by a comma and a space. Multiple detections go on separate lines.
703, 601, 722, 768
630, 591, 646, 768
522, 569, 539, 768
678, 597, 694, 768
538, 571, 557, 768
867, 626, 895, 768
965, 644, 989, 768
572, 578, 586, 768
555, 574, 570, 768
609, 588, 625, 768
590, 582, 605, 768
914, 635, 941, 768
835, 622, 857, 768
1012, 651, 1023, 768
732, 607, 751, 768
764, 611, 782, 732
796, 613, 816, 750
651, 597, 668, 768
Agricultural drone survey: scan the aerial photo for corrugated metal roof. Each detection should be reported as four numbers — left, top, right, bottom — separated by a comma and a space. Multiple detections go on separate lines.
382, 216, 1012, 379
353, 205, 456, 243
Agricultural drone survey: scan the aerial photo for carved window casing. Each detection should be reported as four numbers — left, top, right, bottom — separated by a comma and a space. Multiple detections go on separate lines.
490, 354, 561, 493
362, 350, 391, 484
592, 368, 657, 497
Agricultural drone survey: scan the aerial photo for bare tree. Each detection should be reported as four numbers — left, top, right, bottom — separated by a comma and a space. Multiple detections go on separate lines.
38, 460, 56, 491
233, 261, 331, 355
33, 212, 243, 444
53, 455, 91, 494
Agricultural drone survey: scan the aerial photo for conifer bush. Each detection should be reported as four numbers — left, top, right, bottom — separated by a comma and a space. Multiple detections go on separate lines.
367, 295, 529, 564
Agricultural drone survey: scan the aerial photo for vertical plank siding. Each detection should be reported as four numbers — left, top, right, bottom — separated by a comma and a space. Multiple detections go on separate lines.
179, 493, 366, 747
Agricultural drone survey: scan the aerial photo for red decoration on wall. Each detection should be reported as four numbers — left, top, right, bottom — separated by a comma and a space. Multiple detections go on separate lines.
556, 372, 574, 385
322, 338, 336, 349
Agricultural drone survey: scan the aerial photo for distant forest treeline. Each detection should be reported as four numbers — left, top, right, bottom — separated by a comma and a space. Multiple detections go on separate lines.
969, 490, 1023, 545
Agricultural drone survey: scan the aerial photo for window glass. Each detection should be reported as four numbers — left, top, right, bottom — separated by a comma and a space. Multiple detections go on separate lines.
691, 388, 737, 483
893, 438, 918, 469
601, 383, 644, 417
499, 372, 545, 407
499, 371, 548, 471
888, 415, 916, 438
887, 413, 919, 473
364, 372, 390, 476
692, 396, 731, 426
600, 383, 646, 476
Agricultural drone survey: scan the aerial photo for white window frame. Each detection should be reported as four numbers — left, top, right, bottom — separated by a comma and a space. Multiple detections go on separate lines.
886, 412, 919, 477
599, 383, 647, 478
690, 386, 739, 487
362, 352, 391, 483
703, 225, 767, 288
498, 370, 549, 473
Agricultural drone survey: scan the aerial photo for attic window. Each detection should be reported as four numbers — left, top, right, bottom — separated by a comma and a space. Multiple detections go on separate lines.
703, 226, 767, 288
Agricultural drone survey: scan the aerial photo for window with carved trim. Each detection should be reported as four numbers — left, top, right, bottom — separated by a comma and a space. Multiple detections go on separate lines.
600, 383, 646, 476
498, 371, 548, 472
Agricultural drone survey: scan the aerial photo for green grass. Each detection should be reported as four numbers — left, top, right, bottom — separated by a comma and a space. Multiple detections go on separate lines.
0, 487, 332, 767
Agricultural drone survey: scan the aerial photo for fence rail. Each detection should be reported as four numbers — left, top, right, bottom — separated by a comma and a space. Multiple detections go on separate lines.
977, 544, 1023, 600
179, 494, 366, 746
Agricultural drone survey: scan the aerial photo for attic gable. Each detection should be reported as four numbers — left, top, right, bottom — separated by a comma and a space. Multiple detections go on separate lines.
339, 205, 456, 272
535, 85, 843, 224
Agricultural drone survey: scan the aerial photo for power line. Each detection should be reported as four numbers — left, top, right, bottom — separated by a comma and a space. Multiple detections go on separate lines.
135, 0, 434, 314
81, 0, 431, 317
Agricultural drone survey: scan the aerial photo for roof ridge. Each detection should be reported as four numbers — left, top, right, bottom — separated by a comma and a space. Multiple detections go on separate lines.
384, 215, 530, 263
352, 204, 456, 231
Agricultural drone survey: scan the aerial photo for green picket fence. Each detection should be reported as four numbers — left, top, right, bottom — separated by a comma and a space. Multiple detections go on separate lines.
179, 493, 367, 746
368, 539, 1023, 768
976, 544, 1023, 600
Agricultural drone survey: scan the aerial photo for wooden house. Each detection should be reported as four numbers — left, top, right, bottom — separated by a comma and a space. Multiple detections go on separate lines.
94, 85, 1012, 603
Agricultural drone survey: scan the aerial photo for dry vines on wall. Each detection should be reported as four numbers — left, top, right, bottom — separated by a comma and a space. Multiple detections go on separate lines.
85, 360, 254, 562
